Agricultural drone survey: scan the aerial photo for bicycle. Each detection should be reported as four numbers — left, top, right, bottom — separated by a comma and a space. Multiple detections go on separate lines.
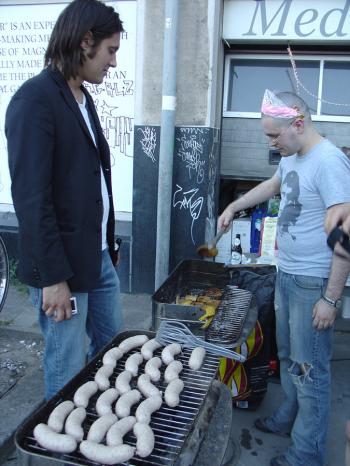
0, 235, 10, 313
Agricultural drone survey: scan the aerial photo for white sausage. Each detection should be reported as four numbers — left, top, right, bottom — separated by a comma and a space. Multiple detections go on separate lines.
188, 346, 206, 371
47, 400, 75, 433
115, 389, 141, 418
125, 352, 143, 377
87, 413, 117, 443
34, 423, 77, 453
165, 378, 184, 408
103, 347, 124, 367
144, 357, 162, 382
164, 360, 183, 383
161, 343, 182, 365
115, 370, 133, 394
137, 374, 161, 398
74, 381, 98, 408
64, 407, 86, 442
118, 335, 149, 353
80, 441, 135, 465
106, 416, 136, 446
141, 338, 162, 360
96, 388, 119, 416
94, 364, 114, 391
134, 422, 155, 458
135, 395, 162, 424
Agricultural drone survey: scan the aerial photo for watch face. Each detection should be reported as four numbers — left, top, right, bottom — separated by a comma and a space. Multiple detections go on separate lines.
336, 299, 342, 310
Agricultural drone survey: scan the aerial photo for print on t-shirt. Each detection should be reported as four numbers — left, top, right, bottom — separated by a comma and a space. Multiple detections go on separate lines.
278, 170, 302, 241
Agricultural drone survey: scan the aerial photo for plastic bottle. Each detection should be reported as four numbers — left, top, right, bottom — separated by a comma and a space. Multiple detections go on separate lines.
250, 206, 267, 253
267, 195, 280, 217
231, 234, 242, 264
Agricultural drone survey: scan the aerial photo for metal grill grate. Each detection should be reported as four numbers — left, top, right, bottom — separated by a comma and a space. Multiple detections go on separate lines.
206, 286, 253, 348
16, 331, 219, 466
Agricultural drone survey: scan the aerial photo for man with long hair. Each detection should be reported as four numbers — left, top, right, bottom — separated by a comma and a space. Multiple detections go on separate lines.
5, 0, 124, 400
219, 90, 350, 466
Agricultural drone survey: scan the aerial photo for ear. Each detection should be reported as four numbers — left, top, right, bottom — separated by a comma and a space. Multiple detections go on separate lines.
80, 31, 93, 50
293, 118, 305, 134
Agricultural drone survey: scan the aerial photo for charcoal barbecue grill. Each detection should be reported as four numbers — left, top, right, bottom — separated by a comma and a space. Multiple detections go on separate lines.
152, 260, 259, 347
206, 285, 255, 348
153, 260, 277, 411
15, 330, 232, 466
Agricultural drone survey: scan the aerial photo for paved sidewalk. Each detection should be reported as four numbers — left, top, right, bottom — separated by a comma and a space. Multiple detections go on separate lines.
1, 285, 350, 465
0, 286, 152, 464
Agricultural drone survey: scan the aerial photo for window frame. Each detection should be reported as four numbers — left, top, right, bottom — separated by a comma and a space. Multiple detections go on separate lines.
223, 53, 350, 122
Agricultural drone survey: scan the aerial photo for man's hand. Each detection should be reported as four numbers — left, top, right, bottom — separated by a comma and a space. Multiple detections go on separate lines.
312, 299, 337, 330
42, 281, 72, 323
325, 203, 350, 234
218, 204, 236, 231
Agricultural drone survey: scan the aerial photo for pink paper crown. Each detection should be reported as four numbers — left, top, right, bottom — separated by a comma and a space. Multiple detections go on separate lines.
261, 89, 301, 119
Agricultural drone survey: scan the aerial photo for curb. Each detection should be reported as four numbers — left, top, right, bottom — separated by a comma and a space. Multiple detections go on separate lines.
0, 327, 43, 340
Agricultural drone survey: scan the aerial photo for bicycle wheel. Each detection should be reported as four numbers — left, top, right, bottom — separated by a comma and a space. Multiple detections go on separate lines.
0, 235, 10, 313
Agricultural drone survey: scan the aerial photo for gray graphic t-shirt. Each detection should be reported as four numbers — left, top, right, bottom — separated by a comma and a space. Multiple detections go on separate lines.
276, 139, 350, 278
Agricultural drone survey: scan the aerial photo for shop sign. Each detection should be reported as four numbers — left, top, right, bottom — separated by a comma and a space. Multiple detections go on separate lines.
223, 0, 350, 42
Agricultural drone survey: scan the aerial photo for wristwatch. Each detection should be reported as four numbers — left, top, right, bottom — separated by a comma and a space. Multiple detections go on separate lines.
321, 294, 342, 310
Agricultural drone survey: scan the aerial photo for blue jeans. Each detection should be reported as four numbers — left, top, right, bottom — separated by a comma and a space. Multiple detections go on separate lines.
266, 270, 333, 466
29, 249, 123, 400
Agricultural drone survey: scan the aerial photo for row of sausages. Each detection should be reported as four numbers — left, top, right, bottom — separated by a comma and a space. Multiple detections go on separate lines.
33, 334, 206, 465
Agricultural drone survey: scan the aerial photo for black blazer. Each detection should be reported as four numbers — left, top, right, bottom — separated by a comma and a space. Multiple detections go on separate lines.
5, 67, 118, 291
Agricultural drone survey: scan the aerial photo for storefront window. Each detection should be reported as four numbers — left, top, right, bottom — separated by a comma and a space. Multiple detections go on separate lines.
227, 59, 318, 114
322, 62, 350, 117
224, 55, 350, 121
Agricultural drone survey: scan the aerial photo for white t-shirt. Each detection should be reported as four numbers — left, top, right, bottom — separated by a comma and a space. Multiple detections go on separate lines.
276, 139, 350, 278
77, 94, 109, 251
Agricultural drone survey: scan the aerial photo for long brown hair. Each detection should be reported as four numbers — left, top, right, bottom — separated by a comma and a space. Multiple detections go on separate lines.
45, 0, 124, 80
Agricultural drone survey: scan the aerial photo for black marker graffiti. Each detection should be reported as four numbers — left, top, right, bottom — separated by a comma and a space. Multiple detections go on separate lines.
100, 100, 118, 117
85, 80, 134, 98
102, 116, 134, 157
90, 96, 134, 158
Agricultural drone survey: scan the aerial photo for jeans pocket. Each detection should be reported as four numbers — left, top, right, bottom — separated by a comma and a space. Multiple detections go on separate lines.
292, 274, 324, 290
29, 286, 42, 309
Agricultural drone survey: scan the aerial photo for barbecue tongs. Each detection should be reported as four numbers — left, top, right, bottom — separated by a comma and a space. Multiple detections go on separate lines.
197, 228, 226, 258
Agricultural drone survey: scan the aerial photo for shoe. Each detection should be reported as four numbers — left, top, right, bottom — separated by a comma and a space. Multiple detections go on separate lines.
254, 418, 290, 437
270, 455, 292, 466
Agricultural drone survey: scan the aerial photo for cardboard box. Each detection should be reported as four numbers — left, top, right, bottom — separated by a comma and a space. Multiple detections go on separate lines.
232, 218, 251, 253
215, 221, 232, 263
259, 217, 278, 257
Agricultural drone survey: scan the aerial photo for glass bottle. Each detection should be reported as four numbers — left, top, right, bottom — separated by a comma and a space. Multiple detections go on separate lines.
231, 234, 242, 264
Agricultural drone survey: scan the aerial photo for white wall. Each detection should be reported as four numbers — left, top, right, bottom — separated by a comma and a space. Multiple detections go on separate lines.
0, 0, 136, 214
